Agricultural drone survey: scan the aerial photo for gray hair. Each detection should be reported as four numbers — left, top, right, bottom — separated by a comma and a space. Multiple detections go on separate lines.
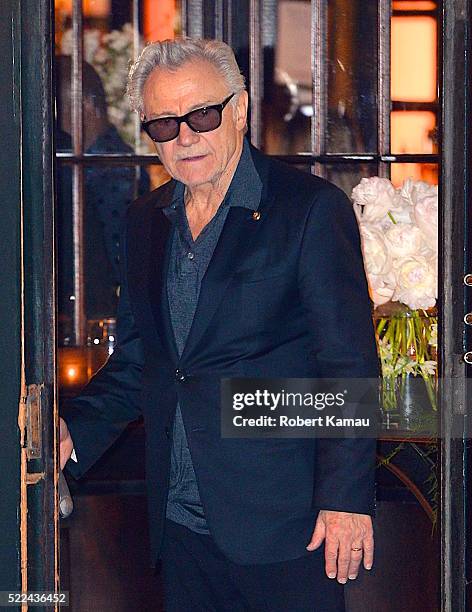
127, 37, 246, 115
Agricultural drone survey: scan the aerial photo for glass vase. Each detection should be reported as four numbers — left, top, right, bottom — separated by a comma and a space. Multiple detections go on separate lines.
373, 301, 438, 432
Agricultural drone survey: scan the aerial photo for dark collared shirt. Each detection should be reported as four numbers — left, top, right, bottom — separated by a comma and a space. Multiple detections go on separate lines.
164, 138, 262, 533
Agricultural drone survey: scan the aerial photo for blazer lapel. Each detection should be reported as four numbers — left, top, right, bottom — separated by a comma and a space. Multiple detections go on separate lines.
180, 149, 274, 363
127, 179, 179, 364
148, 188, 180, 364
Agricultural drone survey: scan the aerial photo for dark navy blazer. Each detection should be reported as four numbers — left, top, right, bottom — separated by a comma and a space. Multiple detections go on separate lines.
62, 144, 380, 567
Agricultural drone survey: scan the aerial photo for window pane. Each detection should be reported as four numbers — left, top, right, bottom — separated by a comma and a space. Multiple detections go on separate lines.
391, 111, 436, 154
55, 0, 182, 154
262, 0, 379, 156
390, 162, 438, 187
55, 162, 150, 342
326, 0, 378, 154
262, 0, 311, 155
325, 163, 380, 198
391, 16, 437, 102
55, 158, 75, 346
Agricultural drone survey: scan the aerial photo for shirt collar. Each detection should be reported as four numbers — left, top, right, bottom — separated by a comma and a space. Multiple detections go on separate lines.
166, 137, 262, 215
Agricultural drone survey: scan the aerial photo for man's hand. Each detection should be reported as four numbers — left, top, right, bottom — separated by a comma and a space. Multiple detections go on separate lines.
59, 417, 74, 470
306, 510, 374, 584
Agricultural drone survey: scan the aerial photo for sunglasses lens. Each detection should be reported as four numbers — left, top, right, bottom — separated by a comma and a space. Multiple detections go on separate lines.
146, 118, 179, 142
187, 107, 222, 132
143, 103, 225, 142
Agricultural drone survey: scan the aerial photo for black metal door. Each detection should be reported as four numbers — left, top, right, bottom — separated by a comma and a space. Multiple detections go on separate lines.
440, 3, 471, 610
0, 0, 60, 606
0, 0, 24, 598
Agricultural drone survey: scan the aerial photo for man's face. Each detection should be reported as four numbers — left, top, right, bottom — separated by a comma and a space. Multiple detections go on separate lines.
142, 59, 248, 188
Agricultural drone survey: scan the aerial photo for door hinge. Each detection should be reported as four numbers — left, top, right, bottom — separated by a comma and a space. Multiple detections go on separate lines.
25, 383, 43, 459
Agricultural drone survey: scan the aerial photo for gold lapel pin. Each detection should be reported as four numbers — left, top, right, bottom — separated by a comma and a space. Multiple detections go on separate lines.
252, 211, 261, 221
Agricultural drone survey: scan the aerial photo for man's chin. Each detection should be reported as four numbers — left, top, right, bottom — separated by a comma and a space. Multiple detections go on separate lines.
178, 170, 218, 189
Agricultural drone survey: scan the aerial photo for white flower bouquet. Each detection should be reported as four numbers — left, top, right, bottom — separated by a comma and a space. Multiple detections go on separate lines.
352, 177, 438, 418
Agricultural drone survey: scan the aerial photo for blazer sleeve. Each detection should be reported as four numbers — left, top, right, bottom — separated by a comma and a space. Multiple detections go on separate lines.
60, 223, 144, 479
297, 184, 381, 515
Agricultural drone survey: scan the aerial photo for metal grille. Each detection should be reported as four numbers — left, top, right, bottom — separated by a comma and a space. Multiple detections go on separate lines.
56, 0, 439, 346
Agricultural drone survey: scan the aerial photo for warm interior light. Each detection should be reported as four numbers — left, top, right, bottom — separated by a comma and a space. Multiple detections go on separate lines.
391, 163, 438, 187
55, 0, 111, 17
392, 1, 436, 10
391, 13, 437, 187
67, 367, 78, 380
143, 0, 177, 42
391, 111, 436, 155
391, 16, 437, 102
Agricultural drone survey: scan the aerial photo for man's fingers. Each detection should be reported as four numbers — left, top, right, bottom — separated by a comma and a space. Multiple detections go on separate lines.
306, 516, 326, 551
349, 529, 374, 578
347, 545, 364, 580
324, 537, 339, 579
59, 417, 69, 442
59, 417, 73, 469
314, 511, 375, 581
335, 539, 353, 584
60, 443, 71, 470
363, 534, 374, 570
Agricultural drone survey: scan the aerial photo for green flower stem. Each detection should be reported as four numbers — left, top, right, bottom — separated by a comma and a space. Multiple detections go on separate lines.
423, 375, 437, 411
376, 318, 388, 337
375, 306, 438, 414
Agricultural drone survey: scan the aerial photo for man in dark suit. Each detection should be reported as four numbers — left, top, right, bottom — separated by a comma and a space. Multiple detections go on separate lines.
55, 56, 150, 326
60, 38, 380, 611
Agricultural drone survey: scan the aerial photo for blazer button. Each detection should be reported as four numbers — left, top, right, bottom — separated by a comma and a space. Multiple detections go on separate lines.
175, 368, 186, 382
165, 426, 170, 439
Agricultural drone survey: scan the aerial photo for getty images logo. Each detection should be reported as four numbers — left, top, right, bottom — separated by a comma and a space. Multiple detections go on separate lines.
232, 389, 347, 412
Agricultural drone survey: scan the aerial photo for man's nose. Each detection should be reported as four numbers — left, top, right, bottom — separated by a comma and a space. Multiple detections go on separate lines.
177, 120, 200, 146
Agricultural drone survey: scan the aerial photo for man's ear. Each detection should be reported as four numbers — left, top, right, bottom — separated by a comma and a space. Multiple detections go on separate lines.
235, 90, 249, 131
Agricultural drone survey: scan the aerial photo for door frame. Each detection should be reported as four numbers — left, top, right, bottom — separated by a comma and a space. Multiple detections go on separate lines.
0, 0, 24, 596
0, 0, 59, 602
20, 0, 59, 597
439, 1, 471, 610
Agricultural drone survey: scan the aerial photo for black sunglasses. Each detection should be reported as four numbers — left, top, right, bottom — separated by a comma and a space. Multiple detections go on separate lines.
142, 93, 236, 143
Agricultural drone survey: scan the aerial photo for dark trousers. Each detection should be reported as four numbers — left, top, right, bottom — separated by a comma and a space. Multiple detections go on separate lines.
160, 519, 346, 612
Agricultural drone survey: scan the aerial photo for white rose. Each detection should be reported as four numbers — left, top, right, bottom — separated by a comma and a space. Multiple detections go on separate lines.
351, 177, 396, 224
84, 30, 101, 63
413, 186, 438, 251
398, 178, 418, 205
358, 224, 393, 277
109, 34, 130, 53
93, 48, 108, 65
366, 271, 396, 307
122, 23, 135, 39
386, 208, 412, 226
385, 189, 414, 225
384, 223, 426, 259
393, 255, 437, 310
400, 178, 436, 205
109, 106, 126, 123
